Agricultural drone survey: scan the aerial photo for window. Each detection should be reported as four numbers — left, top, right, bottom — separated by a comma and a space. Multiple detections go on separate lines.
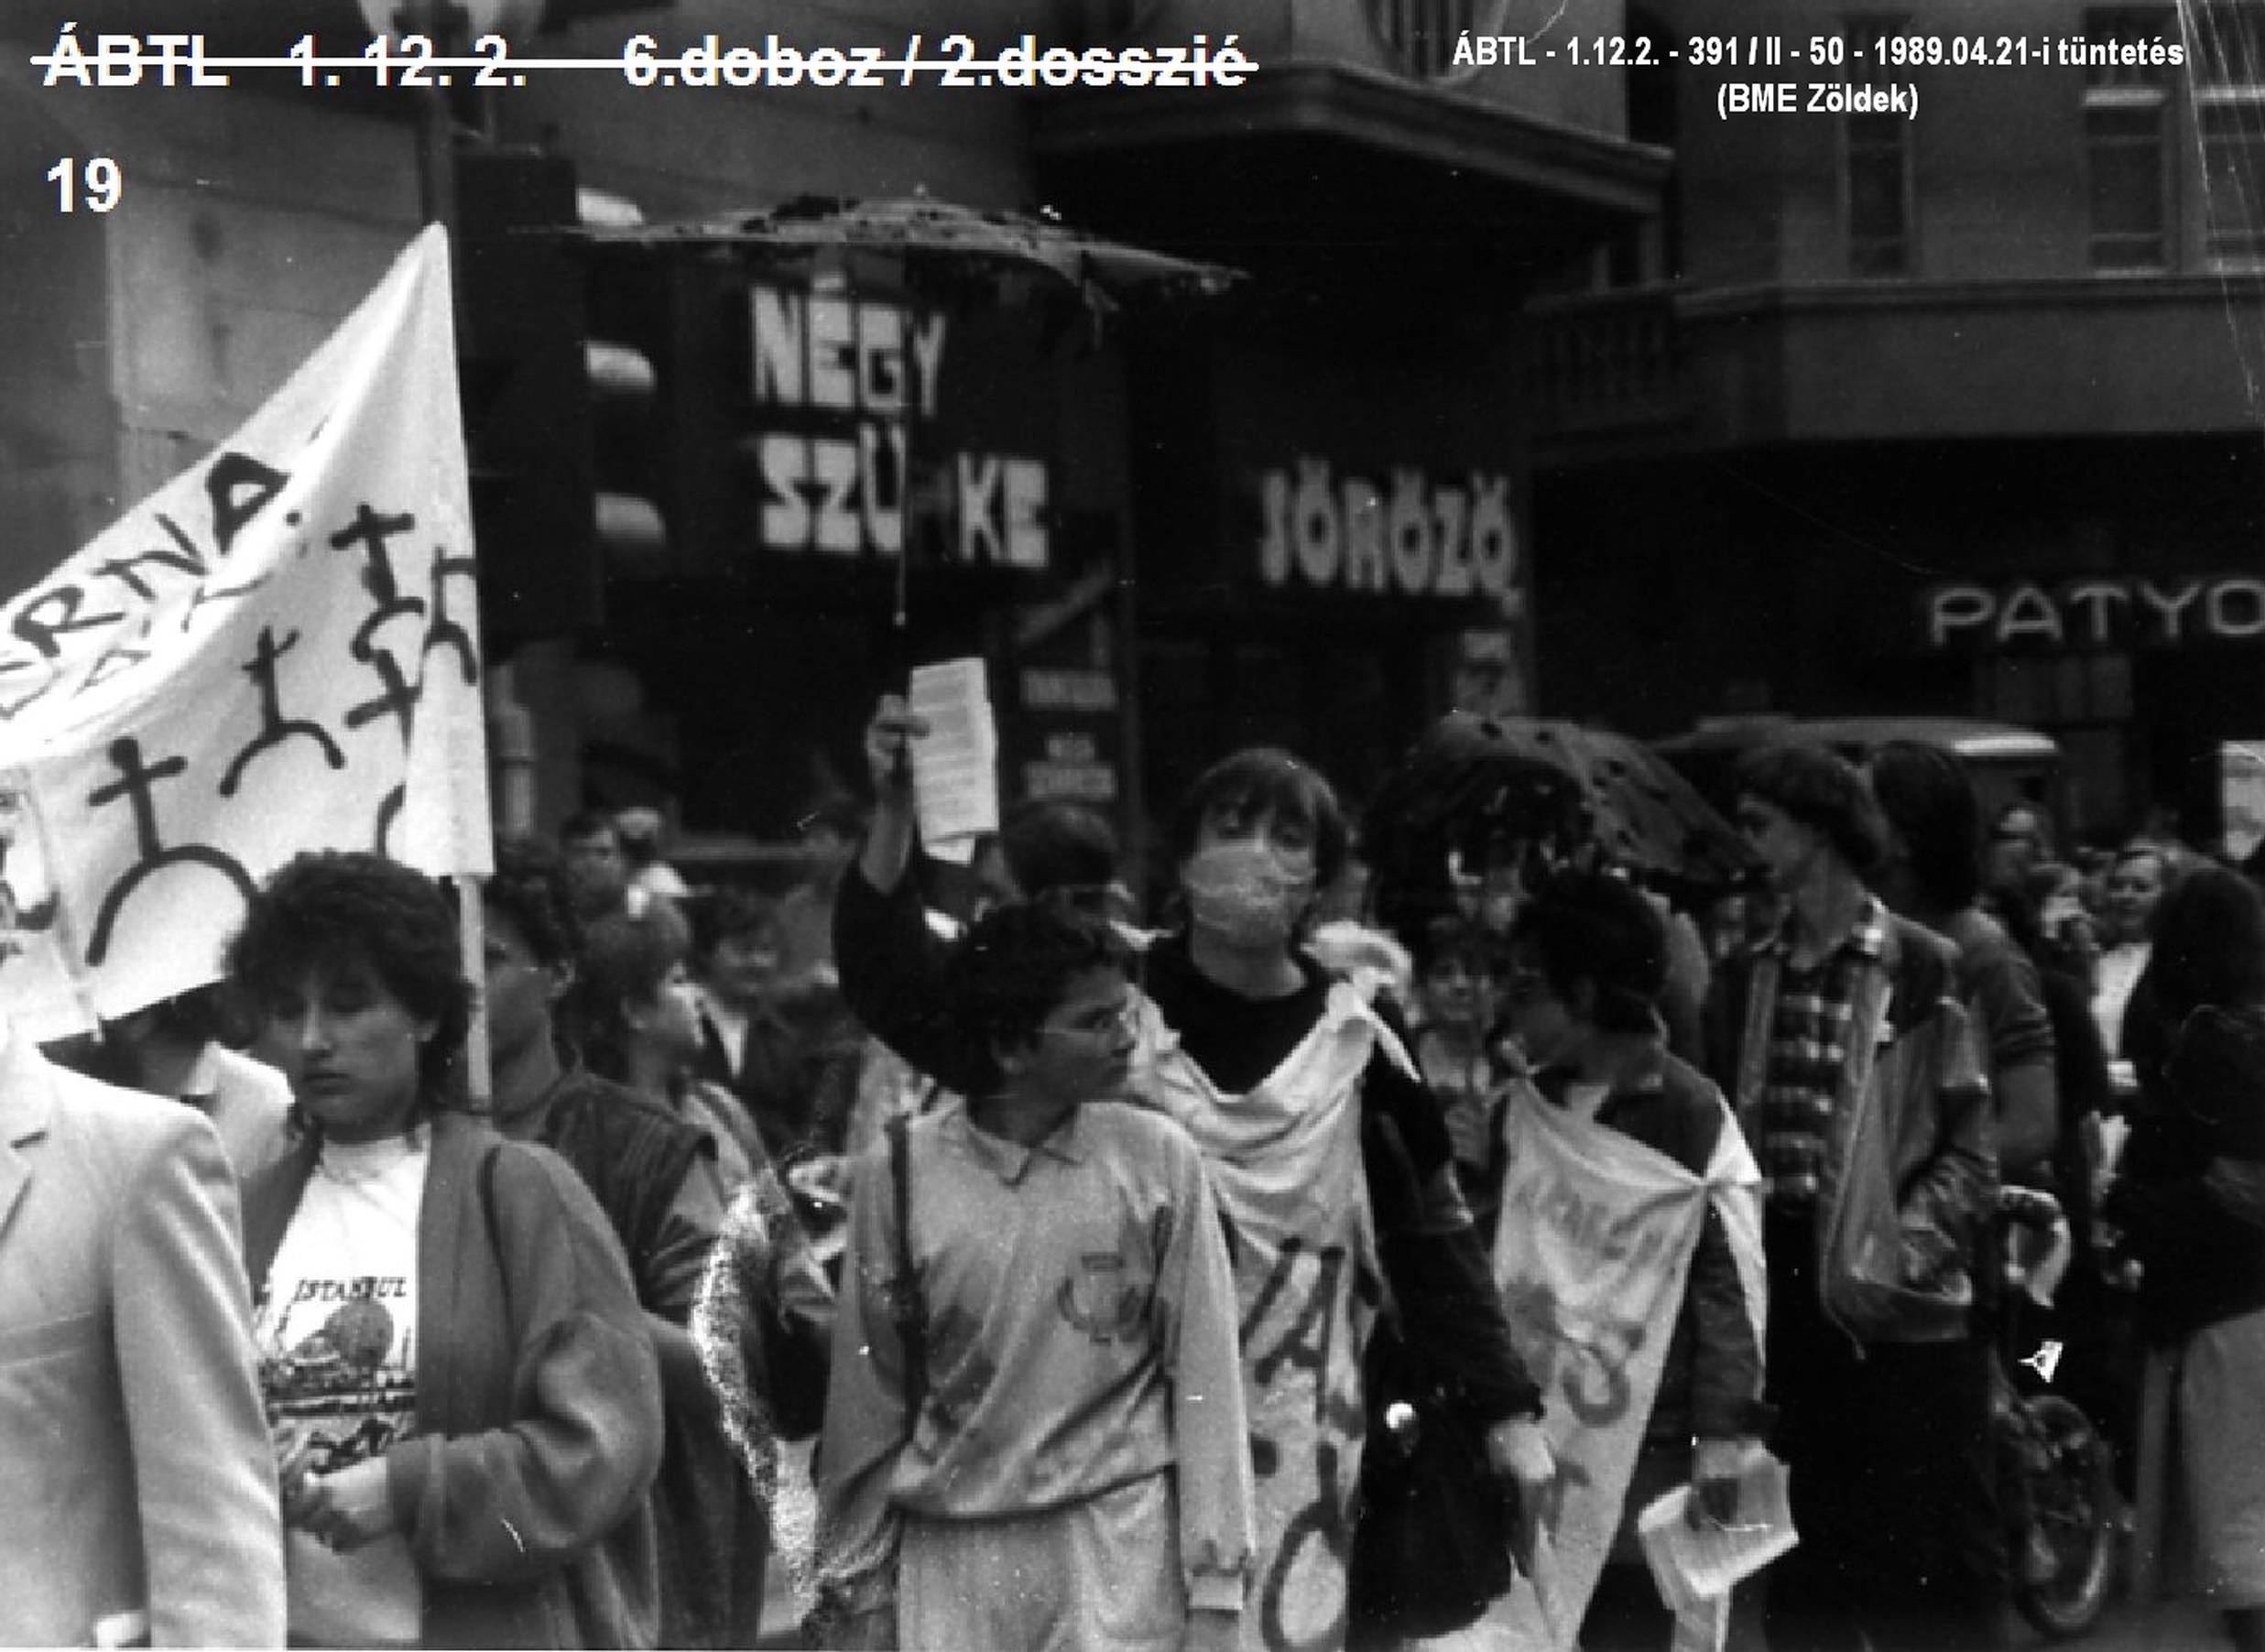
2085, 9, 2175, 270
1843, 18, 1912, 276
2190, 1, 2265, 263
1367, 0, 1510, 83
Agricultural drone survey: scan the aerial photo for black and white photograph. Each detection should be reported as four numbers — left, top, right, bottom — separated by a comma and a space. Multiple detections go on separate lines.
0, 0, 2260, 1647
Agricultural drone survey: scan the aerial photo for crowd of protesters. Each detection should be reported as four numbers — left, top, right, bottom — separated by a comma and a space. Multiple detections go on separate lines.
4, 708, 2262, 1652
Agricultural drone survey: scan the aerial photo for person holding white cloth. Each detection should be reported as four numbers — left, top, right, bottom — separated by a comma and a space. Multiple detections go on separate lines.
1484, 870, 1769, 1652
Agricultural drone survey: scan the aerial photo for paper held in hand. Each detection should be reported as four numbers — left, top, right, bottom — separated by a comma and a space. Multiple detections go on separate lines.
1636, 1450, 1799, 1616
908, 658, 999, 864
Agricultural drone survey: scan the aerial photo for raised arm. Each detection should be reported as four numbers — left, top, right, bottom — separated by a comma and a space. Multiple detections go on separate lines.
855, 694, 925, 897
833, 697, 996, 1097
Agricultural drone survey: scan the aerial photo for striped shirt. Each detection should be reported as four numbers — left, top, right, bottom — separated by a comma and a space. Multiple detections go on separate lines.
1757, 897, 1890, 1207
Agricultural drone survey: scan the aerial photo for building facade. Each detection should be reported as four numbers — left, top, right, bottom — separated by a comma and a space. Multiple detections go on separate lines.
1, 0, 1661, 878
1530, 0, 2265, 846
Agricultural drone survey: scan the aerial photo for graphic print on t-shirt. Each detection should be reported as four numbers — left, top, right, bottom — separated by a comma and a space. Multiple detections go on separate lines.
260, 1273, 417, 1471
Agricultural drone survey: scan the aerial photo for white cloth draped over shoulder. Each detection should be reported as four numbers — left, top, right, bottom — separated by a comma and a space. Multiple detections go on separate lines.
1438, 1081, 1766, 1652
1134, 975, 1412, 1652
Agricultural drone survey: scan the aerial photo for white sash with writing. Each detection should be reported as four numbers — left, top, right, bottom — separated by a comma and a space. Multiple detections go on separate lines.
1139, 976, 1406, 1652
1443, 1081, 1765, 1652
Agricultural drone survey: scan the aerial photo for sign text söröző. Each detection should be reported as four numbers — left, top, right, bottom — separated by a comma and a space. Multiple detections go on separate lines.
1256, 457, 1517, 599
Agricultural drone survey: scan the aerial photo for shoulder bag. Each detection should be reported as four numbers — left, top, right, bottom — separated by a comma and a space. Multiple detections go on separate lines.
1345, 1115, 1520, 1647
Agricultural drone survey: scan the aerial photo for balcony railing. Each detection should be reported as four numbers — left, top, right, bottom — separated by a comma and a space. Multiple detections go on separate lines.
1524, 285, 1689, 438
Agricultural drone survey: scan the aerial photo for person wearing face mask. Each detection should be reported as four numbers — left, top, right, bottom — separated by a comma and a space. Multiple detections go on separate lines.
834, 696, 1550, 1652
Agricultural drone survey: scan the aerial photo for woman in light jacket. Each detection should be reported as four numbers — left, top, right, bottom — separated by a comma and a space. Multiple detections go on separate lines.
229, 851, 666, 1649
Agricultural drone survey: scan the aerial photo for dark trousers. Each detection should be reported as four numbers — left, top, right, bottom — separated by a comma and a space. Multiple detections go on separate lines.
1763, 1212, 2007, 1652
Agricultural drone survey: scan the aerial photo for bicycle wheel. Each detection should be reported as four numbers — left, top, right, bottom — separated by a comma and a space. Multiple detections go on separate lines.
2013, 1395, 2120, 1639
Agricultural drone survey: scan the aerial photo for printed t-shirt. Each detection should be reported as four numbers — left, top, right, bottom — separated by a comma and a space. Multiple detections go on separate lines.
254, 1136, 426, 1648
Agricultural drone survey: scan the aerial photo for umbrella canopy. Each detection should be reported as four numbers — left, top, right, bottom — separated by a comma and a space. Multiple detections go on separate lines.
1561, 724, 1755, 885
574, 192, 1242, 321
572, 192, 1241, 638
1363, 713, 1757, 942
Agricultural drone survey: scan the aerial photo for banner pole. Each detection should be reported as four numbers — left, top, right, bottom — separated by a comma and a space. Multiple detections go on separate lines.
457, 875, 491, 1114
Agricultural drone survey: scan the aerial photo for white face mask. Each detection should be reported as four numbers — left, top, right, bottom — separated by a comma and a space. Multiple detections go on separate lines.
1182, 841, 1316, 951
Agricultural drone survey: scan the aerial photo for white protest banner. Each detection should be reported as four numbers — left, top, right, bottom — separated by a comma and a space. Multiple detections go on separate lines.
0, 224, 489, 1037
1137, 981, 1397, 1652
1430, 1083, 1765, 1652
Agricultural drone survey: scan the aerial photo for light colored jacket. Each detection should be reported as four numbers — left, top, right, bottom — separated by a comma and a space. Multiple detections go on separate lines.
0, 1027, 285, 1647
1712, 913, 1999, 1344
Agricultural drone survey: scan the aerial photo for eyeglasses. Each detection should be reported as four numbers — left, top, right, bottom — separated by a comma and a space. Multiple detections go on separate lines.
1039, 999, 1141, 1039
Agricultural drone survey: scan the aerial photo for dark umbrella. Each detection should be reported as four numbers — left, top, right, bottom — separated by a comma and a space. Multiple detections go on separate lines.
577, 191, 1242, 322
1363, 713, 1757, 942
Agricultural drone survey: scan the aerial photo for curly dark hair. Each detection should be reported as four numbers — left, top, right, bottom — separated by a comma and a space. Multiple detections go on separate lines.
949, 898, 1130, 1077
1508, 870, 1670, 1036
567, 910, 687, 1084
486, 834, 583, 969
1167, 746, 1349, 890
224, 851, 474, 1119
1736, 742, 1889, 878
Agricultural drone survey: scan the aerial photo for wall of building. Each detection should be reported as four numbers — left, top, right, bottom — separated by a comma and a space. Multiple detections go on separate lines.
1668, 0, 2214, 287
0, 0, 1640, 858
0, 64, 421, 598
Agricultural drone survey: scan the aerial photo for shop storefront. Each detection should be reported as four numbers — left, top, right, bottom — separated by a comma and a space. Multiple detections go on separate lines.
1120, 310, 1536, 851
1536, 437, 2265, 849
576, 241, 1143, 853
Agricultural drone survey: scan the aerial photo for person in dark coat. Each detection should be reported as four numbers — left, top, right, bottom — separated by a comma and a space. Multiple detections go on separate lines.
484, 835, 832, 1648
1502, 871, 1768, 1650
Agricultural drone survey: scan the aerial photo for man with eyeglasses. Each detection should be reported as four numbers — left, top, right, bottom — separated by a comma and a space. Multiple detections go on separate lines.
1985, 802, 2053, 899
1706, 743, 2006, 1652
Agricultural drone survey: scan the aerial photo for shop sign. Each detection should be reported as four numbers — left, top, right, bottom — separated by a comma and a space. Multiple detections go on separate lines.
1023, 733, 1117, 803
1021, 668, 1117, 712
1924, 575, 2265, 650
1447, 627, 1531, 717
746, 284, 1051, 569
2222, 743, 2265, 862
1256, 457, 1518, 599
